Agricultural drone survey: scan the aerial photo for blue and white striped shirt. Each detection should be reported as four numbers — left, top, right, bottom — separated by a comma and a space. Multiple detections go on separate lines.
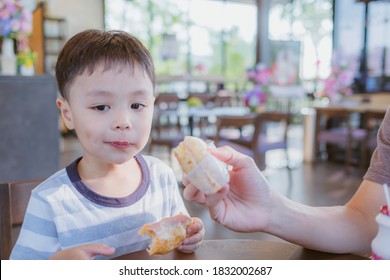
10, 155, 188, 259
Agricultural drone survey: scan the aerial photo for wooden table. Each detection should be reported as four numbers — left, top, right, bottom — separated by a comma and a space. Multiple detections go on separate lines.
114, 239, 367, 260
313, 101, 389, 114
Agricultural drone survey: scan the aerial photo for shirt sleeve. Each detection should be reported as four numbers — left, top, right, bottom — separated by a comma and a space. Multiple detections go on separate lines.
364, 107, 390, 185
9, 190, 60, 260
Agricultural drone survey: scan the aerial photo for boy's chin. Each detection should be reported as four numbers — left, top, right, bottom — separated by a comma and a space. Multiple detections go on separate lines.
93, 153, 137, 166
109, 155, 137, 165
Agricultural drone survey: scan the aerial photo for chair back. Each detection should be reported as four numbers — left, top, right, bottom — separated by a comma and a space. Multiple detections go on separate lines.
214, 114, 257, 144
253, 112, 290, 149
0, 179, 43, 259
155, 92, 180, 110
214, 112, 290, 170
314, 107, 368, 171
153, 93, 181, 135
214, 90, 233, 107
149, 93, 184, 156
315, 108, 353, 134
252, 112, 290, 169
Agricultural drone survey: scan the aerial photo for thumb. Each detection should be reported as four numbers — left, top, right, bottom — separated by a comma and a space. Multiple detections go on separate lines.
209, 146, 254, 170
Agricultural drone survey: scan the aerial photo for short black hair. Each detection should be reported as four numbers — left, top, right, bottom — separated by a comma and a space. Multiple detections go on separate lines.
55, 29, 155, 99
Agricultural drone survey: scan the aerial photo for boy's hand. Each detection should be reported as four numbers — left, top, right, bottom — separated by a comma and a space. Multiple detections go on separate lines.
177, 217, 204, 253
49, 244, 115, 260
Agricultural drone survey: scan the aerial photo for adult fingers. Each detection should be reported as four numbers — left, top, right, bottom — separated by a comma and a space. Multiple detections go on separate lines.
183, 184, 206, 204
209, 146, 256, 170
204, 186, 229, 208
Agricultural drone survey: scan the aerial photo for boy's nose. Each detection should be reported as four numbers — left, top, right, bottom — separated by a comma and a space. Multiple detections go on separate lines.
113, 112, 132, 130
115, 121, 131, 130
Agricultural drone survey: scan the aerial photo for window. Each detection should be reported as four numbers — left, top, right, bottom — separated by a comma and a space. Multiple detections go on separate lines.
104, 0, 257, 92
268, 0, 333, 92
334, 0, 390, 92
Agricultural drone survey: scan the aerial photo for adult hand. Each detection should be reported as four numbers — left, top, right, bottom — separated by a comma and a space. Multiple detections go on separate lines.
183, 146, 274, 232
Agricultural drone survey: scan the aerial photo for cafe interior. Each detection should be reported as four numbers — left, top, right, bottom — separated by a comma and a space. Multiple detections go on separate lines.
1, 0, 390, 260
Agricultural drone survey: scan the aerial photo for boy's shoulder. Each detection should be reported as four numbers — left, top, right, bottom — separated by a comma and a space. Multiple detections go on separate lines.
139, 154, 170, 169
138, 154, 175, 177
32, 167, 71, 195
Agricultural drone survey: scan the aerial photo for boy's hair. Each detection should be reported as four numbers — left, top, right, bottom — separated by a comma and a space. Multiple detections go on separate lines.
55, 29, 155, 99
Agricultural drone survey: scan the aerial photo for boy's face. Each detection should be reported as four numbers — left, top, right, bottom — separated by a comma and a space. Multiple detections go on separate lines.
57, 63, 155, 165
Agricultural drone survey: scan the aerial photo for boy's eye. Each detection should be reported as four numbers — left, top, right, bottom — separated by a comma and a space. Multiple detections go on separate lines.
131, 103, 144, 110
93, 105, 110, 112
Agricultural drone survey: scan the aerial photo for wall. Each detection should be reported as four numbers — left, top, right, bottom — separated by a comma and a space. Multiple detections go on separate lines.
0, 76, 59, 183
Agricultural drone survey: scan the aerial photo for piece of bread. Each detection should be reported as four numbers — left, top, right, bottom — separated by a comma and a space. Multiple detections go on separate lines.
173, 136, 227, 194
139, 214, 192, 255
173, 136, 208, 174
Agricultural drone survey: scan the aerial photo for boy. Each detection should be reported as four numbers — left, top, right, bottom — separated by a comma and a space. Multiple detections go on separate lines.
10, 29, 204, 260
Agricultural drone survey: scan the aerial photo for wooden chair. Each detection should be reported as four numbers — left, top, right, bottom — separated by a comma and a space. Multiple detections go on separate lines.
214, 112, 291, 171
213, 114, 256, 143
202, 90, 235, 135
148, 93, 184, 156
0, 179, 43, 260
187, 92, 215, 136
314, 108, 367, 172
214, 90, 234, 107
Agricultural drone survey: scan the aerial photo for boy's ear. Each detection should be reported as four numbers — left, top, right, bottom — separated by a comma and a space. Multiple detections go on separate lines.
57, 97, 75, 130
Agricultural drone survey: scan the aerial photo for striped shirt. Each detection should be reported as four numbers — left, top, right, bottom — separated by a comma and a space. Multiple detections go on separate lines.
10, 155, 188, 260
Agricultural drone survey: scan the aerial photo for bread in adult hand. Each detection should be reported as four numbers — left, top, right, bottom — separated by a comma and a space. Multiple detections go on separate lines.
173, 136, 208, 174
173, 136, 229, 194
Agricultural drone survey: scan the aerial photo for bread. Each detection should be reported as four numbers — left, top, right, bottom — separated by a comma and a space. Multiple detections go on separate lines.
173, 136, 208, 173
139, 214, 192, 255
173, 136, 229, 194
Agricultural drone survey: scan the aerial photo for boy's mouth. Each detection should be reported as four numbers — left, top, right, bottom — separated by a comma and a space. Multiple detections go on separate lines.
109, 141, 132, 149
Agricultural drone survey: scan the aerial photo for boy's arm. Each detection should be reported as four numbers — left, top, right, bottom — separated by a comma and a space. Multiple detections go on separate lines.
49, 244, 115, 260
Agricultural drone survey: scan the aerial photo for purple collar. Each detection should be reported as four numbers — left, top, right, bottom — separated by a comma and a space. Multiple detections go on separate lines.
66, 155, 150, 207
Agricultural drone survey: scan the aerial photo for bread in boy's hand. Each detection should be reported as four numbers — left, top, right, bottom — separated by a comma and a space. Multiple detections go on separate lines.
139, 214, 192, 255
172, 136, 229, 194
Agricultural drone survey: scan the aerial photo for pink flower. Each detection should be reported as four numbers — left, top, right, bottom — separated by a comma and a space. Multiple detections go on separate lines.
244, 63, 272, 109
0, 0, 32, 49
194, 63, 206, 73
246, 63, 273, 86
319, 54, 358, 99
255, 68, 272, 85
